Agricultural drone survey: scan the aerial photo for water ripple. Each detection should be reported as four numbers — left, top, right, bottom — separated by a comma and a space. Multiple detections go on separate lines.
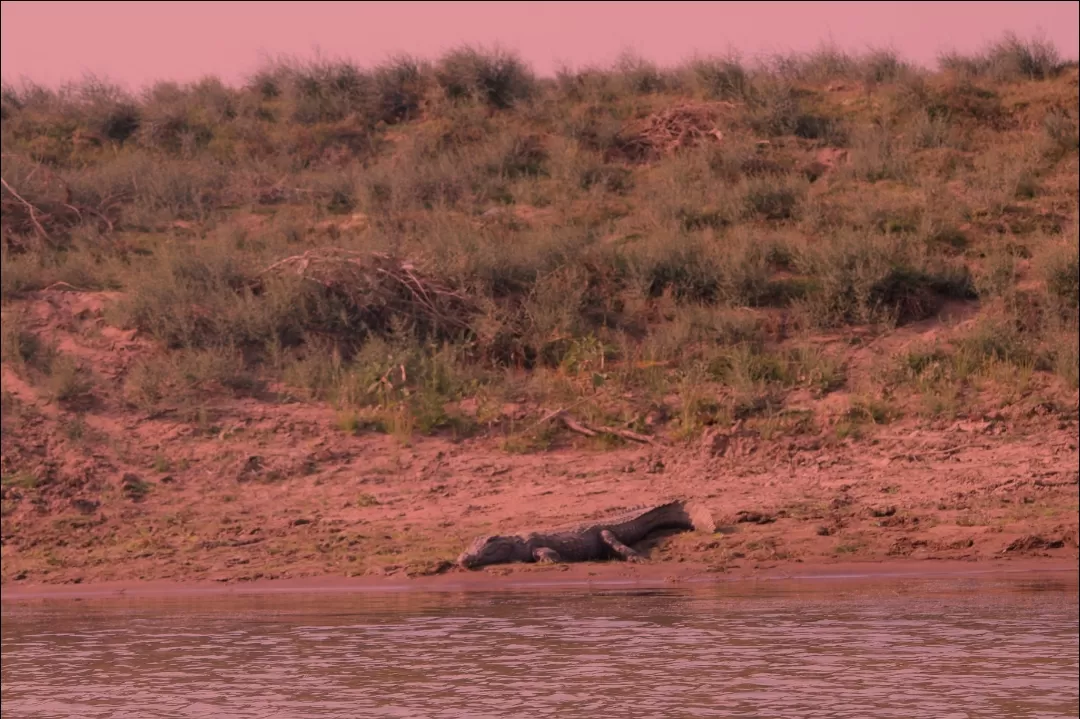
2, 580, 1078, 718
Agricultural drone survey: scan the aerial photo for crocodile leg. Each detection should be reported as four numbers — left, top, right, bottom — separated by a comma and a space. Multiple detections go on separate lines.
600, 530, 643, 562
532, 546, 563, 563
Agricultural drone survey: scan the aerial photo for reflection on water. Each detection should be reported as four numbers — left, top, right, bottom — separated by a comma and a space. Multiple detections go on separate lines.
2, 577, 1078, 718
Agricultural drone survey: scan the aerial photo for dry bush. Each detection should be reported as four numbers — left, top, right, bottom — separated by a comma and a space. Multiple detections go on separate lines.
372, 55, 431, 124
940, 33, 1063, 81
435, 46, 536, 110
3, 31, 1078, 434
844, 122, 912, 182
252, 249, 478, 348
1, 153, 121, 250
686, 56, 751, 101
612, 51, 680, 95
792, 232, 975, 327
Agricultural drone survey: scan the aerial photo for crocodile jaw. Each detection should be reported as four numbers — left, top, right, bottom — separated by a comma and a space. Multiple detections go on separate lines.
457, 535, 526, 569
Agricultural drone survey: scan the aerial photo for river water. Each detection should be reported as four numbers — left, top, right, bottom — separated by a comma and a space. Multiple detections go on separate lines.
2, 575, 1078, 718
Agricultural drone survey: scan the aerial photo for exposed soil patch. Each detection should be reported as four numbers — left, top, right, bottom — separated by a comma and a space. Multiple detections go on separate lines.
2, 290, 1078, 587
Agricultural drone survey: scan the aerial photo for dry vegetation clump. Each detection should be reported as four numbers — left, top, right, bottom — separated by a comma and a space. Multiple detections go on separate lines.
2, 33, 1078, 446
0, 153, 121, 249
251, 249, 478, 348
434, 46, 537, 109
938, 32, 1068, 82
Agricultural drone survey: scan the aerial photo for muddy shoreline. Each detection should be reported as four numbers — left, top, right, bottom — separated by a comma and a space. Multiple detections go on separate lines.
4, 558, 1077, 603
3, 415, 1078, 589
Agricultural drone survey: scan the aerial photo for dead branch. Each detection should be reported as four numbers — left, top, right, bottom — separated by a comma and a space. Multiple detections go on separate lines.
2, 153, 122, 245
41, 281, 86, 293
254, 249, 478, 344
558, 412, 598, 437
600, 426, 660, 445
546, 409, 659, 445
1, 176, 48, 239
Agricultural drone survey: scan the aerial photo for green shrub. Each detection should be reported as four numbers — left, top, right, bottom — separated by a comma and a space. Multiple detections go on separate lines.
435, 46, 536, 109
688, 57, 750, 100
373, 56, 430, 124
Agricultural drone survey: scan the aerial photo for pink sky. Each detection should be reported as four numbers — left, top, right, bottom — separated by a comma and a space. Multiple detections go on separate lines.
2, 1, 1078, 88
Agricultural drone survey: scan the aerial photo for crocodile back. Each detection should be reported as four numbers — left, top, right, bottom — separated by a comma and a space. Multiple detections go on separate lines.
525, 500, 713, 544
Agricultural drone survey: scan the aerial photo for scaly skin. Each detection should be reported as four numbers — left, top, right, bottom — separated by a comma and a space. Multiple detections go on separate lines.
457, 500, 715, 569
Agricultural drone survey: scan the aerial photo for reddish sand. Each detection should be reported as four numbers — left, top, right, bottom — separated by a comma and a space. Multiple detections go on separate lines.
3, 560, 1077, 603
2, 289, 1078, 593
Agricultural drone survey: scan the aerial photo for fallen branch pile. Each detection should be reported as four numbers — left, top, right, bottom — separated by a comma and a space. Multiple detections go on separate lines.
252, 249, 477, 344
612, 102, 731, 162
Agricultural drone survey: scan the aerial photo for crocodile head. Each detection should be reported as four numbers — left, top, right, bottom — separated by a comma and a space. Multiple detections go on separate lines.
457, 534, 524, 569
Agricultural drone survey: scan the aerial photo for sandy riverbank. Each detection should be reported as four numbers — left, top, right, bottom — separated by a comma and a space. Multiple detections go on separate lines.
4, 558, 1078, 603
3, 401, 1078, 589
4, 294, 1079, 590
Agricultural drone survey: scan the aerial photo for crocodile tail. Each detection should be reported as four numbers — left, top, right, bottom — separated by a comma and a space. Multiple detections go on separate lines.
684, 501, 716, 534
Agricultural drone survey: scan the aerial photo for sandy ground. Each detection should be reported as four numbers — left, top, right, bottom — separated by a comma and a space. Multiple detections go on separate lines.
3, 560, 1078, 604
2, 290, 1078, 591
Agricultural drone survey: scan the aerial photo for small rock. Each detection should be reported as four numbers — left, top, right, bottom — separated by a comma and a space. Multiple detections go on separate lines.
238, 455, 263, 481
888, 537, 928, 556
704, 431, 730, 457
830, 495, 855, 510
70, 498, 100, 515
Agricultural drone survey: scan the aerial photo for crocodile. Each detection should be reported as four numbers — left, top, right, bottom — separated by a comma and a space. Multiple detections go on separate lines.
457, 500, 715, 569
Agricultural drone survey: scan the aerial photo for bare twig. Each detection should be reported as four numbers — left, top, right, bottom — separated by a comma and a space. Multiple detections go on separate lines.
1, 176, 49, 239
254, 249, 477, 341
545, 409, 659, 445
41, 281, 86, 293
600, 426, 660, 445
3, 153, 120, 241
524, 400, 591, 435
559, 412, 598, 437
